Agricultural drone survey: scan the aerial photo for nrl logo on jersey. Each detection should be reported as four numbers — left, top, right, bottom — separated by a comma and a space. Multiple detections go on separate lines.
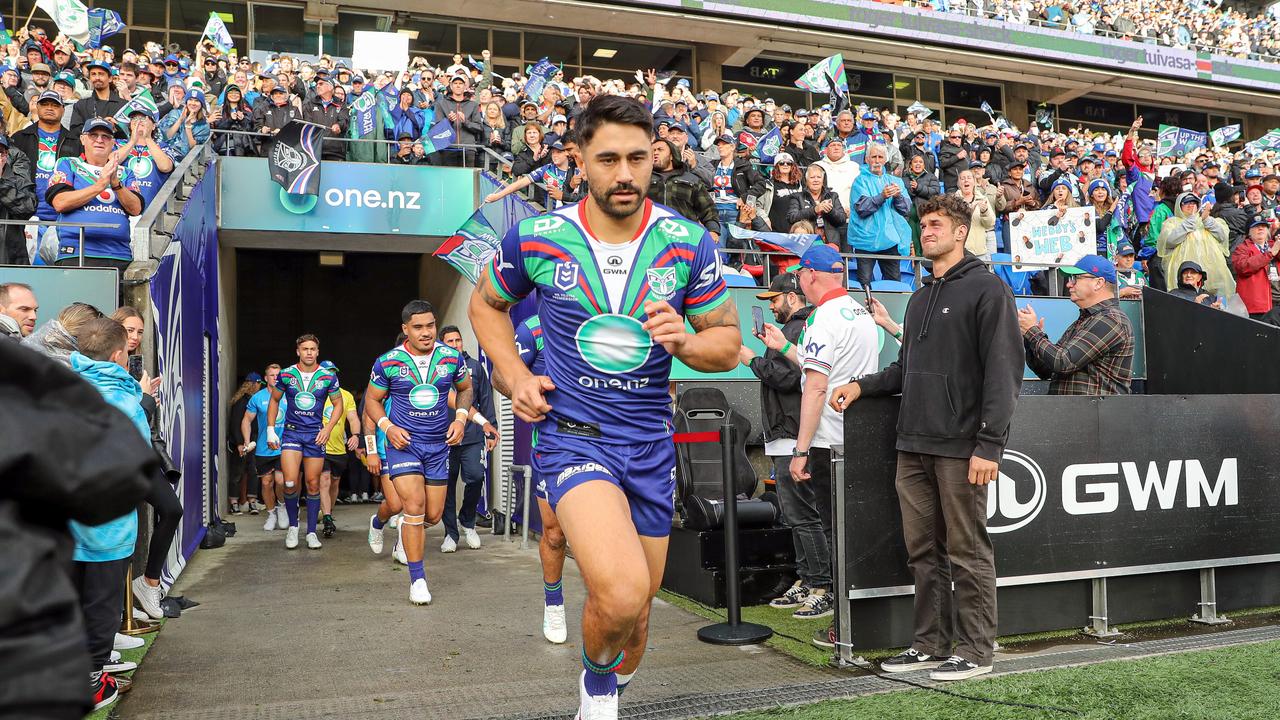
647, 268, 677, 300
555, 261, 580, 291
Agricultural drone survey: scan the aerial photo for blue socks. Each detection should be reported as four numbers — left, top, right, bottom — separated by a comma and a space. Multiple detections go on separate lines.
284, 496, 300, 526
582, 650, 623, 697
408, 560, 425, 583
372, 514, 386, 530
306, 494, 320, 534
544, 579, 564, 607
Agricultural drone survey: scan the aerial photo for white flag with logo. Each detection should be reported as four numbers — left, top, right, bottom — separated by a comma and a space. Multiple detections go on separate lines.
201, 12, 233, 53
36, 0, 90, 44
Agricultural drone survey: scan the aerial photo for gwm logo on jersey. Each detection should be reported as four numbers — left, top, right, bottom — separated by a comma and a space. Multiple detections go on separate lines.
646, 268, 677, 300
554, 261, 580, 291
987, 451, 1239, 533
408, 383, 440, 411
574, 314, 653, 378
293, 392, 317, 411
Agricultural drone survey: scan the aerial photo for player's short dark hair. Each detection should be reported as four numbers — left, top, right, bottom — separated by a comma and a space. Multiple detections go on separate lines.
77, 318, 127, 362
439, 325, 462, 339
401, 300, 435, 324
296, 333, 318, 347
576, 95, 653, 147
918, 194, 971, 234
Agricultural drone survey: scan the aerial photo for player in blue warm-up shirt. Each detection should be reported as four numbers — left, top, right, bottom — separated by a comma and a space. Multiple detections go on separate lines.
241, 363, 287, 532
47, 117, 143, 272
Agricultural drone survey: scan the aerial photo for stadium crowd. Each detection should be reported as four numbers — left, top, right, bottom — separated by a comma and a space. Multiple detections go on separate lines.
914, 0, 1280, 62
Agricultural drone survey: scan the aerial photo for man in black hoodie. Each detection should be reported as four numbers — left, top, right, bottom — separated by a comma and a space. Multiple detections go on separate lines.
648, 137, 720, 238
829, 193, 1023, 682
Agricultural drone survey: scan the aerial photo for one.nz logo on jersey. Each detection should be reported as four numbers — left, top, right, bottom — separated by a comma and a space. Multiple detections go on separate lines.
575, 314, 653, 374
409, 383, 440, 410
294, 392, 317, 411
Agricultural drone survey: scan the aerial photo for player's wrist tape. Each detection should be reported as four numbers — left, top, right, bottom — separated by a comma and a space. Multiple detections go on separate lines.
377, 417, 392, 431
455, 409, 469, 422
266, 427, 279, 443
781, 341, 793, 355
470, 412, 489, 427
364, 435, 377, 454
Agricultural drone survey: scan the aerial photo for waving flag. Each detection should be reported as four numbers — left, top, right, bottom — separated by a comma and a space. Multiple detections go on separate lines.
349, 90, 378, 140
727, 225, 819, 257
1246, 128, 1280, 154
1210, 124, 1241, 148
523, 58, 557, 99
268, 121, 323, 196
433, 209, 500, 284
36, 0, 90, 44
825, 71, 846, 118
979, 100, 997, 125
201, 11, 234, 53
112, 94, 158, 130
0, 17, 11, 45
85, 8, 124, 49
906, 101, 932, 120
794, 53, 847, 94
1157, 124, 1207, 157
421, 119, 456, 156
754, 127, 783, 163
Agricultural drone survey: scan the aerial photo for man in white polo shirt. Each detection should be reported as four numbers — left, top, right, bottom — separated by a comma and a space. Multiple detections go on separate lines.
763, 243, 878, 622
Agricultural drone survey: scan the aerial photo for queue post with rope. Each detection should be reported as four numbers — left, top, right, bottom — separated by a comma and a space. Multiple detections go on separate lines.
691, 415, 773, 646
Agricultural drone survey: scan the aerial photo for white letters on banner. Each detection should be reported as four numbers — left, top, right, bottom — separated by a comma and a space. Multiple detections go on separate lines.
1007, 206, 1096, 271
351, 31, 409, 72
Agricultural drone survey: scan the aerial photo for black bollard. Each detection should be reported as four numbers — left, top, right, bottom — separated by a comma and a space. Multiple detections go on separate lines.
697, 416, 773, 645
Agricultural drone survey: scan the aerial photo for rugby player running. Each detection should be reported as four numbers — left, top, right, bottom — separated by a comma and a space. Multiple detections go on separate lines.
365, 302, 472, 605
471, 95, 739, 720
266, 335, 344, 550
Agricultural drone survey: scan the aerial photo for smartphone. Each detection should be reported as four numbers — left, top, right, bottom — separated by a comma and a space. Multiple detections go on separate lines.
751, 305, 764, 336
863, 285, 874, 309
128, 354, 144, 381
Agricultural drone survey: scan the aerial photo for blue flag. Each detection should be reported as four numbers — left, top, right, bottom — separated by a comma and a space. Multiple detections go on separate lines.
422, 119, 456, 156
754, 127, 783, 163
85, 8, 124, 49
432, 209, 500, 284
523, 58, 556, 99
0, 17, 11, 45
727, 225, 818, 257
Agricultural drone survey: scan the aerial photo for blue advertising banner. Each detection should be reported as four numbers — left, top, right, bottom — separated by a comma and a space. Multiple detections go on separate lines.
150, 161, 219, 588
219, 156, 476, 235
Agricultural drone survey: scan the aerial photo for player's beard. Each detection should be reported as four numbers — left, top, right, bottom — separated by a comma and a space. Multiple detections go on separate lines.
590, 181, 644, 220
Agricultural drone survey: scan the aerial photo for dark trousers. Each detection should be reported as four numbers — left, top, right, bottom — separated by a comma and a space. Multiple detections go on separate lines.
144, 470, 182, 580
73, 557, 130, 671
808, 447, 836, 589
895, 451, 997, 666
772, 454, 831, 589
443, 443, 484, 540
855, 255, 901, 288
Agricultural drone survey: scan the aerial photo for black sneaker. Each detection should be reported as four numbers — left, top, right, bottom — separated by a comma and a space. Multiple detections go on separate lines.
880, 648, 945, 673
929, 656, 992, 681
792, 590, 834, 619
474, 513, 493, 529
812, 623, 835, 649
91, 672, 120, 710
322, 515, 336, 538
769, 582, 811, 609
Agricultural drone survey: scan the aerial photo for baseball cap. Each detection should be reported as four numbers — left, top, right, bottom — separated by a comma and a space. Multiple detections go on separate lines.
319, 360, 339, 372
1115, 241, 1136, 256
269, 84, 287, 94
787, 244, 845, 273
549, 140, 566, 151
861, 112, 876, 120
164, 53, 179, 64
30, 63, 51, 75
756, 272, 800, 299
713, 132, 735, 146
1249, 214, 1270, 230
36, 90, 62, 105
1060, 255, 1117, 285
52, 71, 76, 87
773, 152, 795, 165
245, 371, 265, 384
81, 117, 115, 136
551, 114, 567, 125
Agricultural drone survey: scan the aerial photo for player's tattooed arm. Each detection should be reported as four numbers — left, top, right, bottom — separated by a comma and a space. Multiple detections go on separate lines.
688, 298, 740, 333
453, 378, 475, 418
646, 299, 741, 373
476, 273, 515, 312
490, 368, 512, 399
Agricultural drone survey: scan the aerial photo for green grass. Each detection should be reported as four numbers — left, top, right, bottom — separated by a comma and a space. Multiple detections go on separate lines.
718, 639, 1280, 720
88, 619, 165, 720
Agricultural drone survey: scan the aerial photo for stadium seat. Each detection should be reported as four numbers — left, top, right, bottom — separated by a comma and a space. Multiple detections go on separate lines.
991, 253, 1034, 295
673, 388, 755, 502
870, 280, 914, 293
723, 273, 758, 288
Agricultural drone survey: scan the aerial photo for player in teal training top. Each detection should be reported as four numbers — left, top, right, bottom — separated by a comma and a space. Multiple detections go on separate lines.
471, 95, 740, 720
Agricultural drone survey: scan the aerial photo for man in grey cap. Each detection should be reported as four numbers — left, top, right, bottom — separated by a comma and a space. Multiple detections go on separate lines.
737, 272, 826, 613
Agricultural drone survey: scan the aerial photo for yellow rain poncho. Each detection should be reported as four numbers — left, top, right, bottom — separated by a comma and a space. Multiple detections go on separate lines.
1159, 193, 1234, 298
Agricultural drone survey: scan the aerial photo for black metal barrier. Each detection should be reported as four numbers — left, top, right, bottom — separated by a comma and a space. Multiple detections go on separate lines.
833, 394, 1280, 661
